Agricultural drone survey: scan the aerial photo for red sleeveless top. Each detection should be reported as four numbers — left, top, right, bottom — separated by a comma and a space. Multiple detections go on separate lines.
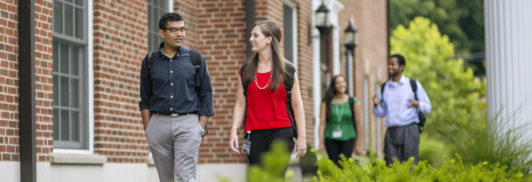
239, 69, 292, 131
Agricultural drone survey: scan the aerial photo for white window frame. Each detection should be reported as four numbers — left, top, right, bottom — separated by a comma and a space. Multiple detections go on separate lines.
53, 0, 93, 153
363, 75, 370, 150
283, 0, 298, 69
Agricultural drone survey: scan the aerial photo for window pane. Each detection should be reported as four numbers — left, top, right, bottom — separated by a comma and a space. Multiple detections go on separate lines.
72, 79, 79, 108
65, 4, 73, 36
53, 76, 59, 106
61, 110, 70, 141
160, 0, 166, 8
154, 10, 159, 29
53, 42, 59, 72
65, 0, 73, 3
71, 111, 80, 142
72, 46, 79, 75
61, 77, 69, 107
153, 34, 160, 50
75, 8, 83, 39
61, 44, 69, 74
53, 1, 63, 33
283, 5, 294, 62
54, 109, 59, 140
153, 0, 158, 6
75, 0, 82, 6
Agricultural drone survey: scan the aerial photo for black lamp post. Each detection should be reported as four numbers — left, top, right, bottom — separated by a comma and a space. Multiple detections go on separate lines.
344, 20, 358, 95
316, 0, 331, 98
316, 0, 330, 33
344, 20, 358, 51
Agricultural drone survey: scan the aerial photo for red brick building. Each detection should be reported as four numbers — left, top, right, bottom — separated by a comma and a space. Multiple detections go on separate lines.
0, 0, 387, 181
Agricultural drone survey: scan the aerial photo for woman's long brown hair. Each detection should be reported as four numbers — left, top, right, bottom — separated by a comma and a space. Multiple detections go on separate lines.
242, 20, 293, 92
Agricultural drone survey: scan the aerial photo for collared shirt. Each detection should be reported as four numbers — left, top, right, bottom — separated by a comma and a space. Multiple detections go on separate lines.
372, 75, 431, 127
139, 44, 214, 116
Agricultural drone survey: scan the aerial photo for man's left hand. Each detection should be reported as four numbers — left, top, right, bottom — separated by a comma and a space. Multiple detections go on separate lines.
408, 100, 419, 108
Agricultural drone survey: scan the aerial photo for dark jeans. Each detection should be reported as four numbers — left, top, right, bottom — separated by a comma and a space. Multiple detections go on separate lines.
325, 138, 355, 167
384, 123, 420, 166
247, 127, 294, 166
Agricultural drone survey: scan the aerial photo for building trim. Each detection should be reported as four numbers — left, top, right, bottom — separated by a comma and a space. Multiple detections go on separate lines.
18, 0, 36, 181
245, 0, 255, 58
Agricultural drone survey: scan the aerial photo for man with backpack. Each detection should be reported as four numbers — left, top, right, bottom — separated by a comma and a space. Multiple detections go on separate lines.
372, 54, 431, 165
139, 13, 213, 182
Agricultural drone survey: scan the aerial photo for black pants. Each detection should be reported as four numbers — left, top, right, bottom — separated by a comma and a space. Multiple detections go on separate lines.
384, 123, 420, 166
247, 127, 294, 165
325, 138, 355, 167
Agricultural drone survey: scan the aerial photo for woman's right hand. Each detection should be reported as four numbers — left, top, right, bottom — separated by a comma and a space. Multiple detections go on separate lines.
229, 129, 240, 153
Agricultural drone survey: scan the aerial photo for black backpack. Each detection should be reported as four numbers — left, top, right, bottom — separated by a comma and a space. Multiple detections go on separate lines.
240, 63, 298, 138
325, 97, 357, 135
145, 49, 203, 88
380, 79, 427, 132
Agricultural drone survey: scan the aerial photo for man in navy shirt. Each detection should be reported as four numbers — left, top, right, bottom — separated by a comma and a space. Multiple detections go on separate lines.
139, 13, 213, 182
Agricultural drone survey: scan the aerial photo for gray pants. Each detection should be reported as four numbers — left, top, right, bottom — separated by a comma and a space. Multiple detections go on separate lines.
145, 113, 202, 182
384, 123, 420, 165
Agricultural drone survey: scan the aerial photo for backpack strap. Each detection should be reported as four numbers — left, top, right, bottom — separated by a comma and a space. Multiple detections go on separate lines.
190, 49, 203, 88
284, 63, 297, 138
410, 79, 418, 100
146, 51, 158, 77
348, 97, 357, 134
380, 81, 387, 103
240, 63, 249, 96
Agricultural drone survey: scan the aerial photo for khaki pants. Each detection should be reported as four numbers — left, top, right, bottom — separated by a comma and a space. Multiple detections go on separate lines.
145, 113, 202, 182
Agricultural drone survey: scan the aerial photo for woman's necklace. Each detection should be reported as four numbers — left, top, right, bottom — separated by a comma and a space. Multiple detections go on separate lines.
255, 72, 272, 90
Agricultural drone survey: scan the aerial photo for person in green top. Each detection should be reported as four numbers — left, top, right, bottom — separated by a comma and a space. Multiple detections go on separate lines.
319, 75, 364, 166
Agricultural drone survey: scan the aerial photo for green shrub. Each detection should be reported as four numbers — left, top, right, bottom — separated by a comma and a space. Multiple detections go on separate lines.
316, 154, 531, 182
233, 141, 531, 182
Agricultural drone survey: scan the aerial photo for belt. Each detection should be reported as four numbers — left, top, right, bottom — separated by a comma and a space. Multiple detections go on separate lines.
388, 122, 418, 129
153, 111, 198, 117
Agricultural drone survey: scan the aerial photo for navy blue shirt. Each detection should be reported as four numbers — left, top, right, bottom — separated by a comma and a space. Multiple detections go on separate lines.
139, 45, 214, 117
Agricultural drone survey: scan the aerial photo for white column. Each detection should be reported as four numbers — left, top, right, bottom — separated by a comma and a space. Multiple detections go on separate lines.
312, 0, 322, 149
485, 0, 532, 134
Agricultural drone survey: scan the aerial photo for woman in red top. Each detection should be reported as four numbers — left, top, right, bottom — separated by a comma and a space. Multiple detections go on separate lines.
229, 20, 307, 165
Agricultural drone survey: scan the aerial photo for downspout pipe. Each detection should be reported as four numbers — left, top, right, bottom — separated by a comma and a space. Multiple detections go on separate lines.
18, 0, 37, 182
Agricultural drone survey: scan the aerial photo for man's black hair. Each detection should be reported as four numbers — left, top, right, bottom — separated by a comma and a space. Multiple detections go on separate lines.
390, 54, 406, 67
159, 13, 184, 30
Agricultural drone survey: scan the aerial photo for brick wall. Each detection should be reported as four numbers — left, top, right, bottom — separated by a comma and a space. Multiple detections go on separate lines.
338, 0, 388, 153
35, 0, 55, 162
0, 0, 19, 161
92, 0, 149, 163
195, 0, 248, 163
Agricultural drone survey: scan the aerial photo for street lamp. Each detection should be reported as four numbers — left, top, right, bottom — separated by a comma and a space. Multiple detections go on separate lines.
315, 0, 331, 98
344, 20, 358, 51
315, 0, 330, 33
344, 19, 358, 96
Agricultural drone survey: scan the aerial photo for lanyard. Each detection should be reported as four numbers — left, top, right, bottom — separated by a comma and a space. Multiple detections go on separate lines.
333, 101, 345, 130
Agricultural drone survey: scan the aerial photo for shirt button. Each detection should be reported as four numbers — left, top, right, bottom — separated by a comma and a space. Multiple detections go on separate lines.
170, 83, 174, 86
170, 70, 173, 74
170, 95, 174, 98
170, 108, 173, 111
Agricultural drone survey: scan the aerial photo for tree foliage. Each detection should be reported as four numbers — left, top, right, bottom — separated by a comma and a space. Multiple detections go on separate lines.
389, 0, 484, 54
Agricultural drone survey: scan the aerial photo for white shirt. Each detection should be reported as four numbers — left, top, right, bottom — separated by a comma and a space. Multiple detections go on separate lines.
372, 75, 431, 127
